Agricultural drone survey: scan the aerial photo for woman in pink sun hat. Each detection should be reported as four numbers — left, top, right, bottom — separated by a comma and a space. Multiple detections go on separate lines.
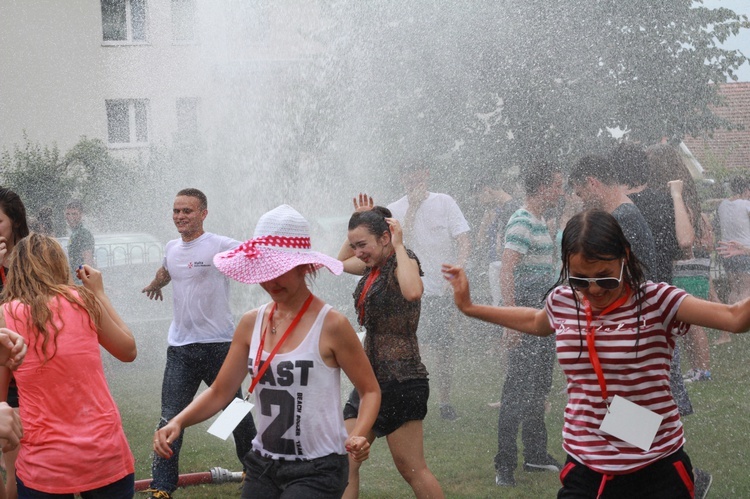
153, 204, 380, 499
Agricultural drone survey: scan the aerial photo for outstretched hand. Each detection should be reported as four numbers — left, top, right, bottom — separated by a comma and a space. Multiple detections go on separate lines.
441, 264, 473, 313
353, 193, 374, 213
717, 240, 750, 258
142, 284, 164, 301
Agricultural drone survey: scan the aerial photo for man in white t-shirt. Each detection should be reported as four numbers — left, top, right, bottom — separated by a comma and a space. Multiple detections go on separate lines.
718, 176, 750, 305
141, 188, 256, 499
388, 162, 470, 421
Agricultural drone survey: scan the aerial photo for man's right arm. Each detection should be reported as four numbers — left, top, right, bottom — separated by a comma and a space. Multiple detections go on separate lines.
142, 266, 171, 301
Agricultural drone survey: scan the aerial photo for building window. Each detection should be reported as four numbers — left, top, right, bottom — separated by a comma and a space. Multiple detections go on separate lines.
176, 97, 199, 140
101, 0, 148, 43
106, 99, 149, 146
171, 0, 196, 43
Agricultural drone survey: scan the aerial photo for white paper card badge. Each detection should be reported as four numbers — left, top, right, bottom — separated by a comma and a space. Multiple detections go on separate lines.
599, 395, 663, 451
207, 398, 254, 440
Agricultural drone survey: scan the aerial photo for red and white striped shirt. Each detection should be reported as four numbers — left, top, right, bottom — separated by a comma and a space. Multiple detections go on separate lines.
545, 282, 689, 474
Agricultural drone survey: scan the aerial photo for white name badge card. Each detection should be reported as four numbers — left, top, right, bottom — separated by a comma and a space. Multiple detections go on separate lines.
207, 398, 254, 440
599, 395, 663, 451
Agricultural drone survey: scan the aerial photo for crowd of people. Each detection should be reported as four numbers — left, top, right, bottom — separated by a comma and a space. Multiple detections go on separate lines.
0, 140, 747, 498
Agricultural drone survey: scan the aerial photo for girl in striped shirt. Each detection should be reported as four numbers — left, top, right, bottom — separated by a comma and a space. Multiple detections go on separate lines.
443, 209, 750, 499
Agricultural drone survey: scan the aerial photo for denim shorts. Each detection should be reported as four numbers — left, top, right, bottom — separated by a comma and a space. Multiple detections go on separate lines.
343, 378, 429, 437
722, 255, 750, 274
241, 451, 348, 499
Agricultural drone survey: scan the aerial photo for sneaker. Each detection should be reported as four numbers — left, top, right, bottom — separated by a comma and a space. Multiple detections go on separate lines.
143, 489, 172, 499
439, 404, 460, 421
523, 454, 562, 472
684, 369, 712, 383
495, 467, 516, 486
694, 468, 712, 499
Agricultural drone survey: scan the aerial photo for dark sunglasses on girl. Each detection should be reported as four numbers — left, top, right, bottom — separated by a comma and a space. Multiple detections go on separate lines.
568, 260, 625, 290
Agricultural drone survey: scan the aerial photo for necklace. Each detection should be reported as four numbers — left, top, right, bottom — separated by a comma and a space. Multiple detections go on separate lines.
270, 308, 298, 334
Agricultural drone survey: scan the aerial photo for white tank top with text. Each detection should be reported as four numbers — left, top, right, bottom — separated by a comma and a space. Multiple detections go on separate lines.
248, 303, 347, 460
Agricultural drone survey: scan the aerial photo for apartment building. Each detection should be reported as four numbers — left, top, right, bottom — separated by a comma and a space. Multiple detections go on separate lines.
0, 0, 325, 159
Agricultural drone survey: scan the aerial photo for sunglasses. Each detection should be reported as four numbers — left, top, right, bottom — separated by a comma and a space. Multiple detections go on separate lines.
568, 260, 625, 290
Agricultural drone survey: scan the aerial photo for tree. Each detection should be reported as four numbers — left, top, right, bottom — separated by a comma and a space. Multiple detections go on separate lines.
327, 0, 748, 189
0, 135, 177, 235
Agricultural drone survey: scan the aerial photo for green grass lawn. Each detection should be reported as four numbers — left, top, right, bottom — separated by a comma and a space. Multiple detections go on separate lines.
112, 323, 750, 498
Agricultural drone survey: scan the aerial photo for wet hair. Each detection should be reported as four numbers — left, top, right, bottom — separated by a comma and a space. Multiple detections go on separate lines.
176, 188, 208, 211
3, 233, 100, 364
728, 175, 750, 196
0, 188, 30, 245
569, 155, 619, 187
523, 161, 561, 196
610, 143, 649, 188
552, 209, 646, 357
646, 144, 702, 239
65, 199, 83, 212
347, 206, 392, 237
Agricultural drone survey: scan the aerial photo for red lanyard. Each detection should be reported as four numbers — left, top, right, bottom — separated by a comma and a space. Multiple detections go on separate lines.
248, 293, 314, 395
583, 290, 631, 404
356, 267, 381, 324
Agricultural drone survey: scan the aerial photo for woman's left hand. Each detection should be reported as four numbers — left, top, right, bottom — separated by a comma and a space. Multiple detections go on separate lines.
386, 218, 404, 247
345, 435, 371, 463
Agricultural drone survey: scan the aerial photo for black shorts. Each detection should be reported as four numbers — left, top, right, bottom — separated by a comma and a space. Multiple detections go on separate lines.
7, 382, 18, 408
343, 378, 429, 438
558, 447, 694, 499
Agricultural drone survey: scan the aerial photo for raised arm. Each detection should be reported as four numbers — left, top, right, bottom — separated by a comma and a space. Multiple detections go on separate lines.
78, 265, 136, 362
442, 264, 553, 336
669, 180, 696, 252
338, 193, 376, 276
142, 266, 171, 301
387, 218, 423, 301
675, 294, 750, 334
338, 240, 367, 276
154, 311, 255, 458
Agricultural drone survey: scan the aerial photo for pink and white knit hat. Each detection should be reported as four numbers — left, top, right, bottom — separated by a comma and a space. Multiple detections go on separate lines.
214, 204, 343, 284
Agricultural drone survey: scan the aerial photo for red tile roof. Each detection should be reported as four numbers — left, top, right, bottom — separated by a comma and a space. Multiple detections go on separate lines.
684, 82, 750, 171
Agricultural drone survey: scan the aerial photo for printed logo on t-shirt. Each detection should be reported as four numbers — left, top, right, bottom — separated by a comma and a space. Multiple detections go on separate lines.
187, 261, 212, 269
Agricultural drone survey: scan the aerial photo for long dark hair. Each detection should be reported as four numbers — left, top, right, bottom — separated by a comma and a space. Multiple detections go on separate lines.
553, 209, 646, 356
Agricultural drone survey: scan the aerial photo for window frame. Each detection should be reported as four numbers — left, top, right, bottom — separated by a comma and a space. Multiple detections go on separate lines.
101, 0, 150, 46
105, 98, 151, 149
